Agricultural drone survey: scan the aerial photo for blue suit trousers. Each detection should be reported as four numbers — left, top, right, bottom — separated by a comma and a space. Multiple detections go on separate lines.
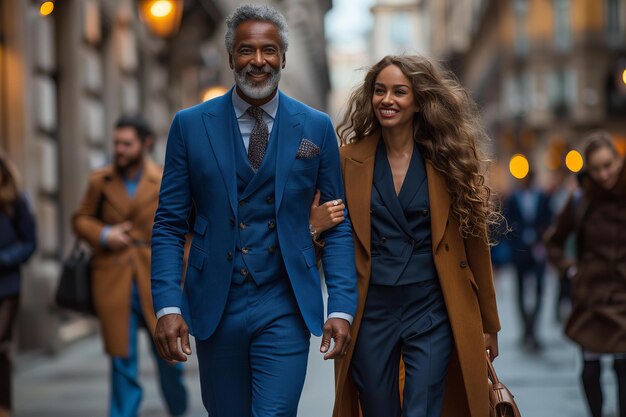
351, 280, 453, 417
110, 283, 187, 417
195, 277, 311, 417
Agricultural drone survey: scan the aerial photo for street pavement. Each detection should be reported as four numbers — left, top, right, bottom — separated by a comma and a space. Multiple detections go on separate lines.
15, 267, 614, 416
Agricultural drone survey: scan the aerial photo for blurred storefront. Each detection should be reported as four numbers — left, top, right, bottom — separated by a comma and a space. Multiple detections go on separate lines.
0, 0, 332, 353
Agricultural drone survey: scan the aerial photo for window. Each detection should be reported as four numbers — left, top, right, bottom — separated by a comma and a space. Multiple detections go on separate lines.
390, 13, 412, 49
606, 0, 625, 44
553, 0, 571, 52
514, 0, 529, 56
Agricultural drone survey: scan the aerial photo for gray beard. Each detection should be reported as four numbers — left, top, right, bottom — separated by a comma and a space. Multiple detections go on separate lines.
234, 64, 281, 100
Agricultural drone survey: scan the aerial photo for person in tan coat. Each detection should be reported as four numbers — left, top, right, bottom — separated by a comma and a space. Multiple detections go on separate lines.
73, 115, 187, 417
310, 55, 501, 417
545, 131, 626, 417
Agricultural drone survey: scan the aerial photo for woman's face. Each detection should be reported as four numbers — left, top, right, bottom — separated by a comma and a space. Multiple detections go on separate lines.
371, 64, 418, 131
587, 146, 623, 190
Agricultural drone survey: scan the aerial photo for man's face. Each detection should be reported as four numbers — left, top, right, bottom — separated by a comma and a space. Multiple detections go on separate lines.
229, 20, 285, 105
113, 127, 144, 170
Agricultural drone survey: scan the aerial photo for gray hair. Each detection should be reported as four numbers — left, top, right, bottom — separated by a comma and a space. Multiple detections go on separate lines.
224, 4, 289, 54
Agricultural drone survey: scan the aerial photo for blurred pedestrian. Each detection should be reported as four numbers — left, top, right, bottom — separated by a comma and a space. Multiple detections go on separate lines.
0, 152, 36, 417
72, 116, 187, 417
504, 171, 552, 351
545, 131, 626, 417
311, 54, 501, 417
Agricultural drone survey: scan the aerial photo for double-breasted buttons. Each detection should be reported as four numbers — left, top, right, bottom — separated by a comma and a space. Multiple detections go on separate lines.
229, 217, 235, 225
240, 268, 248, 277
380, 236, 387, 244
241, 247, 250, 255
267, 220, 276, 230
268, 246, 276, 254
409, 238, 416, 246
422, 209, 429, 216
266, 196, 274, 204
239, 199, 248, 206
460, 260, 468, 268
226, 251, 233, 261
239, 222, 247, 230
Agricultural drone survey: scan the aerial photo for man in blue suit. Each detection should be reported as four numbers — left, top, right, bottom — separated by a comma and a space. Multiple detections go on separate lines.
150, 4, 357, 416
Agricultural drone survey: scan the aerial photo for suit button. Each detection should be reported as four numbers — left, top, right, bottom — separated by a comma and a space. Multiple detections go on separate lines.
229, 218, 235, 225
410, 239, 416, 246
268, 246, 276, 254
267, 220, 276, 230
240, 268, 248, 277
241, 247, 250, 255
266, 196, 274, 204
460, 260, 468, 268
239, 199, 247, 206
226, 251, 233, 261
239, 222, 247, 230
380, 237, 387, 244
422, 209, 429, 216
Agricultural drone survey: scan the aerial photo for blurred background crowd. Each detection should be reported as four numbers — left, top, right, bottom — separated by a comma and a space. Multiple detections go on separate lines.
1, 0, 626, 416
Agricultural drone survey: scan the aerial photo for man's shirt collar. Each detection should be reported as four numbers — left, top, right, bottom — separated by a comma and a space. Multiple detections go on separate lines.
232, 87, 279, 120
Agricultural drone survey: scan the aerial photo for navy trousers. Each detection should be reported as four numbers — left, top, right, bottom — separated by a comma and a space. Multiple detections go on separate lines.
351, 280, 453, 417
110, 283, 187, 417
195, 277, 311, 417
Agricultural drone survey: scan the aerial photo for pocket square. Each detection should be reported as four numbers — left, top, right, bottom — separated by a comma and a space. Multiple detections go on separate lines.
296, 138, 320, 159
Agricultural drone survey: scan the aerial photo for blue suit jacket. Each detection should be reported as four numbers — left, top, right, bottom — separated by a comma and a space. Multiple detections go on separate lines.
151, 89, 357, 339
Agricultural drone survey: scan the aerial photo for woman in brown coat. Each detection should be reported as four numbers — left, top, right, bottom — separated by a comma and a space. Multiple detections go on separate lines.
311, 55, 501, 417
545, 131, 626, 417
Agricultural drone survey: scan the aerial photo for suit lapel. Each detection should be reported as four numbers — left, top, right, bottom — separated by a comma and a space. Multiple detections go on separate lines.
202, 90, 238, 216
343, 133, 379, 254
275, 92, 305, 211
373, 142, 412, 236
426, 161, 450, 251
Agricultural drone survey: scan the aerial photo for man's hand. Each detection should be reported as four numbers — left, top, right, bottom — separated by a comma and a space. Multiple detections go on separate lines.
484, 332, 499, 362
105, 221, 133, 251
309, 190, 345, 235
154, 314, 192, 362
320, 317, 351, 360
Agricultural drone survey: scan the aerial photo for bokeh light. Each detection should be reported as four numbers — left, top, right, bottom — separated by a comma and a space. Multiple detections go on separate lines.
40, 1, 54, 16
202, 86, 229, 102
509, 154, 530, 179
622, 68, 626, 86
150, 1, 173, 18
565, 150, 584, 173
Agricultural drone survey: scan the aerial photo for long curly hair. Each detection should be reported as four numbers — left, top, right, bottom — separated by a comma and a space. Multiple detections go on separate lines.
337, 55, 502, 243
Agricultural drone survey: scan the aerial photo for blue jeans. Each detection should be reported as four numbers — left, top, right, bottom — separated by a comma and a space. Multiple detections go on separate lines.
110, 283, 187, 417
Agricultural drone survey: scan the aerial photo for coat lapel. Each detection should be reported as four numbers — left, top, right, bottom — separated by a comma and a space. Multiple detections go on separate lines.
202, 90, 238, 216
426, 161, 451, 251
275, 92, 305, 211
133, 159, 161, 211
101, 168, 132, 219
343, 133, 379, 254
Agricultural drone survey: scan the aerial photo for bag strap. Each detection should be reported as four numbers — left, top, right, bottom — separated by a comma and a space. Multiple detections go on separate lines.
486, 352, 500, 385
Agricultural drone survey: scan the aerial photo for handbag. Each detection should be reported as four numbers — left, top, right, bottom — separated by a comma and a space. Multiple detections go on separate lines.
55, 192, 105, 315
487, 353, 522, 417
55, 241, 96, 315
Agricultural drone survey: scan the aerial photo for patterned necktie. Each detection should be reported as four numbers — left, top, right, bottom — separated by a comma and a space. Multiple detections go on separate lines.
247, 106, 269, 170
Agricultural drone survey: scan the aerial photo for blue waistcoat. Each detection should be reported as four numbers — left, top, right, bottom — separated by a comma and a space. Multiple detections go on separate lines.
370, 141, 437, 286
231, 113, 287, 285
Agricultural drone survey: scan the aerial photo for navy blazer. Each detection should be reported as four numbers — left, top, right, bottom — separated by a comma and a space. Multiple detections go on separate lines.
504, 188, 552, 261
151, 88, 357, 339
0, 196, 36, 298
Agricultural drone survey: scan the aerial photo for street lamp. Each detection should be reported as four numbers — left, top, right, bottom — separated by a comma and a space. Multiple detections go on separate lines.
137, 0, 183, 38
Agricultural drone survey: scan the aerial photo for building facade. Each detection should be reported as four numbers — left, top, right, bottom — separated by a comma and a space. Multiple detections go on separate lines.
430, 0, 626, 184
0, 0, 332, 352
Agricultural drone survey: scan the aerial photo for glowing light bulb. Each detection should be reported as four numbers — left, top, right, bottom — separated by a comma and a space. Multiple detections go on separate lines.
509, 154, 530, 179
40, 1, 54, 16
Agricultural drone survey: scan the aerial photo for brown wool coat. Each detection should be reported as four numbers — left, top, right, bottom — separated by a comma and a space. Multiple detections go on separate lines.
545, 163, 626, 353
73, 159, 162, 357
332, 133, 501, 417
